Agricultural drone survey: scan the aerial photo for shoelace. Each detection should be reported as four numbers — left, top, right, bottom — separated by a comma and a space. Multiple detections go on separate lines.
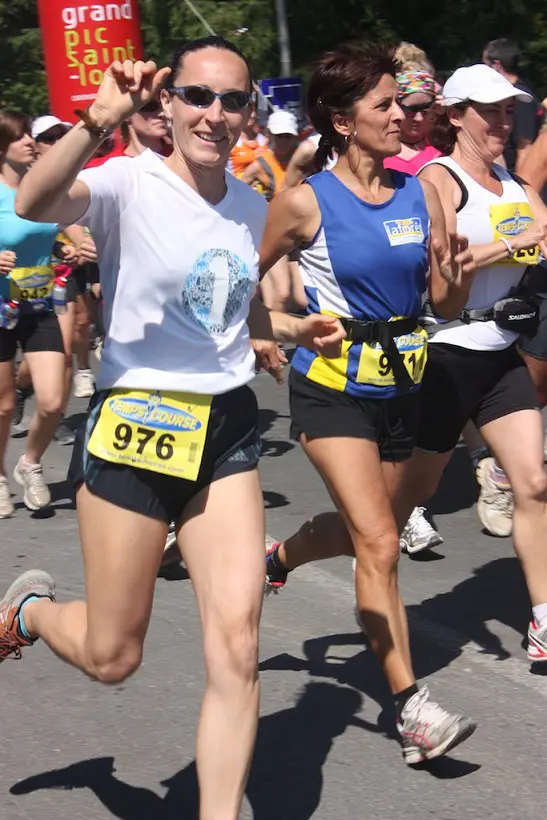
488, 485, 513, 515
0, 605, 22, 660
407, 508, 433, 539
24, 465, 46, 491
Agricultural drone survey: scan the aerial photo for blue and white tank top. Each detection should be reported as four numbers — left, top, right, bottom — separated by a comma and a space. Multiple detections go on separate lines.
291, 170, 430, 398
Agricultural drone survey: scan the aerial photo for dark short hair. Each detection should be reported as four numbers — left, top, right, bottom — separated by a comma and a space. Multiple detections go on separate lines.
168, 35, 253, 92
0, 110, 32, 155
307, 42, 398, 171
484, 38, 521, 73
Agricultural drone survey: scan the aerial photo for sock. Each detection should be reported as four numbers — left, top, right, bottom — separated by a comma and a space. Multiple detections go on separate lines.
470, 446, 489, 470
394, 683, 419, 720
17, 595, 41, 640
532, 603, 547, 628
266, 544, 288, 580
490, 460, 511, 490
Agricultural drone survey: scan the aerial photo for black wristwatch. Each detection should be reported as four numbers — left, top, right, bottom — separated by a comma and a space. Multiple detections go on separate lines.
74, 105, 114, 140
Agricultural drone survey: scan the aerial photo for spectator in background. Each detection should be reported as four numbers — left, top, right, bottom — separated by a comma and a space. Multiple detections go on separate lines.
228, 102, 267, 177
241, 109, 299, 200
483, 38, 543, 173
86, 97, 170, 168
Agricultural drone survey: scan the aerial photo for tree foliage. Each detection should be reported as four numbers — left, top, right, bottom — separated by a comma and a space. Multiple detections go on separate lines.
0, 0, 546, 116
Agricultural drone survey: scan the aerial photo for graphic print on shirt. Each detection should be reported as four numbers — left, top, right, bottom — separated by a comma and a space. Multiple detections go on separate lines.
182, 248, 252, 334
384, 217, 425, 247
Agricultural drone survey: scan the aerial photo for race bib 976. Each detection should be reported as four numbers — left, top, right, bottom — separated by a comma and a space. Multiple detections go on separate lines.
87, 389, 212, 482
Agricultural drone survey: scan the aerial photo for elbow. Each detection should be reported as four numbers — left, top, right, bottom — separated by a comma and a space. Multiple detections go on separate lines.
14, 192, 37, 221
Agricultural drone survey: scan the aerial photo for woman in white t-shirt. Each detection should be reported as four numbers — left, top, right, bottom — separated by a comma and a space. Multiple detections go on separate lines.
404, 65, 547, 666
0, 37, 344, 818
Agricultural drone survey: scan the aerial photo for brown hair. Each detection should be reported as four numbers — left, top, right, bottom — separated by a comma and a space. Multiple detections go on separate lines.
428, 103, 471, 155
0, 110, 32, 156
307, 42, 398, 172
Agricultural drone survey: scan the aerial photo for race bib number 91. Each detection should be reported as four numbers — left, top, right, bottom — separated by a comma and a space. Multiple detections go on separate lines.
356, 324, 428, 387
87, 389, 212, 482
489, 201, 539, 266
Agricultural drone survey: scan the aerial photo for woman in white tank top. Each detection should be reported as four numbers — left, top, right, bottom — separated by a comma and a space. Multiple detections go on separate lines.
403, 64, 547, 667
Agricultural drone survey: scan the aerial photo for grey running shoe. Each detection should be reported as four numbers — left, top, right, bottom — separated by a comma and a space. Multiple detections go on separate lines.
11, 386, 32, 431
0, 569, 55, 661
13, 457, 51, 511
0, 476, 14, 519
54, 419, 76, 446
400, 507, 443, 555
161, 524, 180, 568
397, 685, 477, 765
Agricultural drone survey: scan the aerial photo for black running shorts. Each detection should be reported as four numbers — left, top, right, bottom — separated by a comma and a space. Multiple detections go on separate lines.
0, 312, 64, 362
69, 384, 262, 524
416, 342, 539, 454
288, 368, 421, 462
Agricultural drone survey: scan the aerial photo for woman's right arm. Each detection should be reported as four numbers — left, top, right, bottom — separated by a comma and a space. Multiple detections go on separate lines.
15, 59, 170, 225
258, 183, 320, 277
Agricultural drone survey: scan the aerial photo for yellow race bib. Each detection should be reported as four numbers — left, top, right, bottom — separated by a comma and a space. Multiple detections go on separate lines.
87, 389, 212, 482
489, 201, 539, 266
356, 322, 428, 387
9, 265, 54, 302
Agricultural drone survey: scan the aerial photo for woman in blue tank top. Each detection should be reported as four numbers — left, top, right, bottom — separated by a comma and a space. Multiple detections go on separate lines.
261, 43, 477, 763
0, 110, 67, 519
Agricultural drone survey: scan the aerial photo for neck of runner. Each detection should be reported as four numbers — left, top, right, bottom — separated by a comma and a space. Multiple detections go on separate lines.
451, 143, 498, 186
0, 161, 27, 190
163, 149, 228, 205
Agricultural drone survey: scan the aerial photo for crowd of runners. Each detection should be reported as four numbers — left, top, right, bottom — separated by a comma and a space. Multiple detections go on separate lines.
1, 30, 547, 819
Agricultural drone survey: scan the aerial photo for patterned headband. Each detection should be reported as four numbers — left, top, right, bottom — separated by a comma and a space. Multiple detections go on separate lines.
396, 70, 436, 98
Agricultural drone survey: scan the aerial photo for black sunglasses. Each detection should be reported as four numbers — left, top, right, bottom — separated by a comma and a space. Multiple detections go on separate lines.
399, 100, 435, 118
140, 100, 162, 115
36, 131, 66, 144
170, 85, 250, 113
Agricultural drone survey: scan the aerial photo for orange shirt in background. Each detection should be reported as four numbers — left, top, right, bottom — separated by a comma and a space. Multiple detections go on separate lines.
229, 134, 267, 177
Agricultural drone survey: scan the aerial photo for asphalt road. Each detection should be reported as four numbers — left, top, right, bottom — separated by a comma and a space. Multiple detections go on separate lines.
1, 367, 546, 820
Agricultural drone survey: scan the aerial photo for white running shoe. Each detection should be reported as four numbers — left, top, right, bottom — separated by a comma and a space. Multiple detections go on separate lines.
398, 685, 477, 765
476, 457, 513, 537
13, 458, 51, 511
0, 476, 14, 519
400, 507, 443, 555
527, 619, 547, 663
73, 369, 95, 399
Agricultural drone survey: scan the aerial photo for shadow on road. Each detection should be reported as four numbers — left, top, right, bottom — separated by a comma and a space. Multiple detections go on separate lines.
429, 445, 479, 516
10, 682, 370, 820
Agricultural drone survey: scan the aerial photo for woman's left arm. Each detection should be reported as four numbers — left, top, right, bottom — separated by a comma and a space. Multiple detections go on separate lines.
420, 178, 476, 319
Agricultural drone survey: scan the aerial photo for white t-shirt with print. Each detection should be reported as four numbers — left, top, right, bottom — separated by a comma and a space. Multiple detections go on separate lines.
77, 150, 267, 394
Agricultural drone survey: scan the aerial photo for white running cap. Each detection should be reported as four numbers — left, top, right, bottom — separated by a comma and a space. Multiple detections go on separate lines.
442, 64, 532, 106
32, 115, 72, 139
267, 109, 299, 136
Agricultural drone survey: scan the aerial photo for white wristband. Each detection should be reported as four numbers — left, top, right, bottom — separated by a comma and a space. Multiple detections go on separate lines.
499, 236, 515, 256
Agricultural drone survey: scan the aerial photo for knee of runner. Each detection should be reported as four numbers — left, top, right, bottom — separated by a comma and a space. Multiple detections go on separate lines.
88, 643, 143, 685
515, 468, 547, 505
36, 394, 64, 417
0, 391, 16, 416
353, 532, 400, 573
203, 617, 259, 686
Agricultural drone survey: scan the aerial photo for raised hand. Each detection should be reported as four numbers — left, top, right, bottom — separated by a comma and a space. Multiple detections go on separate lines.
88, 60, 172, 131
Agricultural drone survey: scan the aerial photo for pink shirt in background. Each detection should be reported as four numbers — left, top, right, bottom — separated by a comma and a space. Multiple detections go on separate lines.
384, 145, 442, 176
